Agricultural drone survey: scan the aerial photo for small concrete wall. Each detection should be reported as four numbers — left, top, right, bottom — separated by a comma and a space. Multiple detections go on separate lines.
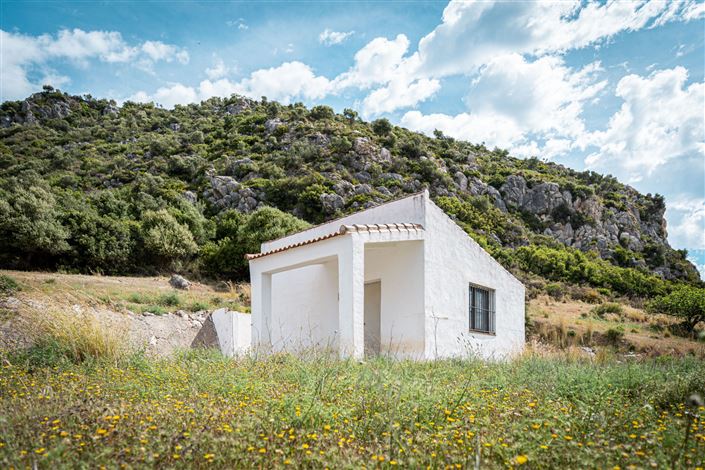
211, 308, 251, 356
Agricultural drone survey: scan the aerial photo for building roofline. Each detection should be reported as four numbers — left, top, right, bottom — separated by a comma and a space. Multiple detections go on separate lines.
246, 223, 424, 261
261, 189, 429, 247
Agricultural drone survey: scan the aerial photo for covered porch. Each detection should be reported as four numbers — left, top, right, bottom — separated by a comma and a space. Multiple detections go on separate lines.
247, 224, 425, 359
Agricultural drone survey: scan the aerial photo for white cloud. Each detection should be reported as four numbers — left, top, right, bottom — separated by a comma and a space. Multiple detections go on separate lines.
319, 28, 354, 46
141, 41, 189, 64
205, 56, 230, 80
226, 18, 248, 30
333, 34, 411, 90
682, 1, 705, 21
361, 78, 440, 117
131, 61, 331, 107
585, 67, 705, 177
0, 28, 189, 101
401, 110, 522, 149
413, 0, 701, 78
233, 61, 330, 103
128, 83, 198, 108
400, 54, 606, 155
666, 196, 705, 250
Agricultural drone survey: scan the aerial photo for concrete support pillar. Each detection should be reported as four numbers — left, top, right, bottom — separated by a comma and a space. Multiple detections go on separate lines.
338, 234, 364, 358
251, 271, 272, 349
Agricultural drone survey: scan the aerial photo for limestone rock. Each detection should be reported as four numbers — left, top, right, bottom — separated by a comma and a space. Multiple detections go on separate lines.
169, 274, 191, 290
320, 193, 345, 213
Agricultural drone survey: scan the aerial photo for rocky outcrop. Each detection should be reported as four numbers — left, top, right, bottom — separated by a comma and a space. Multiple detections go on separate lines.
493, 174, 678, 273
203, 174, 262, 213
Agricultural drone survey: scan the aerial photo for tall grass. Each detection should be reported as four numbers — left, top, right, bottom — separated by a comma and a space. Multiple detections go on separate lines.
19, 308, 129, 365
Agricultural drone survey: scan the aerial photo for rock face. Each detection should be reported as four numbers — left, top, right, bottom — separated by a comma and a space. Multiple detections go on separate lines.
491, 174, 671, 268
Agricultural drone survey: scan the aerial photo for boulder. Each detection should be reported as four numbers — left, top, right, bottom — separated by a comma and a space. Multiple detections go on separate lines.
354, 184, 373, 195
169, 274, 191, 290
264, 118, 284, 133
320, 193, 345, 213
454, 171, 468, 192
500, 175, 528, 208
333, 181, 355, 198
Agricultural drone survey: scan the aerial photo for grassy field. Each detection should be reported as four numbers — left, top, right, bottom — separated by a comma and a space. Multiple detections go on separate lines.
1, 349, 704, 469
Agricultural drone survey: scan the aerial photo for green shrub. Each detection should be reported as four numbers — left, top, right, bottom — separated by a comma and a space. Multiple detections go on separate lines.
201, 206, 309, 280
158, 292, 181, 307
605, 327, 624, 345
140, 209, 198, 269
648, 285, 705, 334
545, 283, 565, 299
189, 301, 209, 312
371, 118, 392, 136
591, 302, 624, 317
0, 274, 20, 295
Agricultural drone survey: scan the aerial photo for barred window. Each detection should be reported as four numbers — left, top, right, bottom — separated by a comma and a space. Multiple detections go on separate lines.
469, 285, 495, 334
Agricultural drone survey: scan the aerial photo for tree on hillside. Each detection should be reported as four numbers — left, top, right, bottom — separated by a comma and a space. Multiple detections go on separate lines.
201, 207, 309, 280
648, 285, 705, 335
140, 209, 198, 270
0, 184, 70, 266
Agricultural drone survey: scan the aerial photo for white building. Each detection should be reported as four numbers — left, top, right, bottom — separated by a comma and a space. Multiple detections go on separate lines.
247, 190, 525, 360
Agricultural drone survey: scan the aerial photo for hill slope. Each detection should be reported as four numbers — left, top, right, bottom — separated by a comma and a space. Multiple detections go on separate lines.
0, 88, 700, 293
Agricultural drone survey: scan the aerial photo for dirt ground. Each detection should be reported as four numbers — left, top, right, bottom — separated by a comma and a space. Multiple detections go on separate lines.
0, 270, 250, 356
528, 295, 705, 357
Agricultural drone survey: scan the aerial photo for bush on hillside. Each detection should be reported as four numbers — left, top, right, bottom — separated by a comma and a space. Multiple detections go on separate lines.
0, 274, 19, 295
201, 207, 309, 279
140, 209, 198, 269
648, 285, 705, 334
591, 302, 623, 317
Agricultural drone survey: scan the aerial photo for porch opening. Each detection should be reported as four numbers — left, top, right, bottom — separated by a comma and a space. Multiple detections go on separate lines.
364, 280, 381, 356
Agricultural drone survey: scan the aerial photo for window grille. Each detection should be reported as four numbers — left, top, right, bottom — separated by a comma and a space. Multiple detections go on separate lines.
469, 285, 495, 334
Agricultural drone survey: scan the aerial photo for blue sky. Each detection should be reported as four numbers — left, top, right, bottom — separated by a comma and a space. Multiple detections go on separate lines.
2, 0, 704, 273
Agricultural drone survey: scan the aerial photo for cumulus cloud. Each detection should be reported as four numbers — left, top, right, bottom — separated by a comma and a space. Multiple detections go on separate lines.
400, 54, 606, 155
0, 28, 189, 101
413, 0, 702, 77
666, 196, 705, 250
585, 67, 705, 178
361, 78, 440, 117
141, 41, 189, 64
131, 61, 331, 107
319, 29, 354, 46
205, 56, 230, 80
333, 34, 411, 90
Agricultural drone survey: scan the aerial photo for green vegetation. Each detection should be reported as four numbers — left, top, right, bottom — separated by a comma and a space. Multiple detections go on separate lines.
649, 285, 705, 334
201, 206, 310, 279
591, 302, 624, 317
0, 274, 19, 295
1, 348, 703, 468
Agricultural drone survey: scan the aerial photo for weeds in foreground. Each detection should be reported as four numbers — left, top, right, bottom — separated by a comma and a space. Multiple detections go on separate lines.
0, 346, 703, 468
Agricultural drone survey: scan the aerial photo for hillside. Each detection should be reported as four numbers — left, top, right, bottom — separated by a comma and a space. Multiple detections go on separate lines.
0, 87, 700, 297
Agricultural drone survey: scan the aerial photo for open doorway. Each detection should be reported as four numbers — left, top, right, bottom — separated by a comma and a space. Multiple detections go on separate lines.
364, 281, 381, 356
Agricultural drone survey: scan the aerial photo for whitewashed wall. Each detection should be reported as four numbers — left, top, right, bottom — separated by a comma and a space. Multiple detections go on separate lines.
422, 198, 525, 360
270, 261, 339, 352
364, 241, 425, 357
